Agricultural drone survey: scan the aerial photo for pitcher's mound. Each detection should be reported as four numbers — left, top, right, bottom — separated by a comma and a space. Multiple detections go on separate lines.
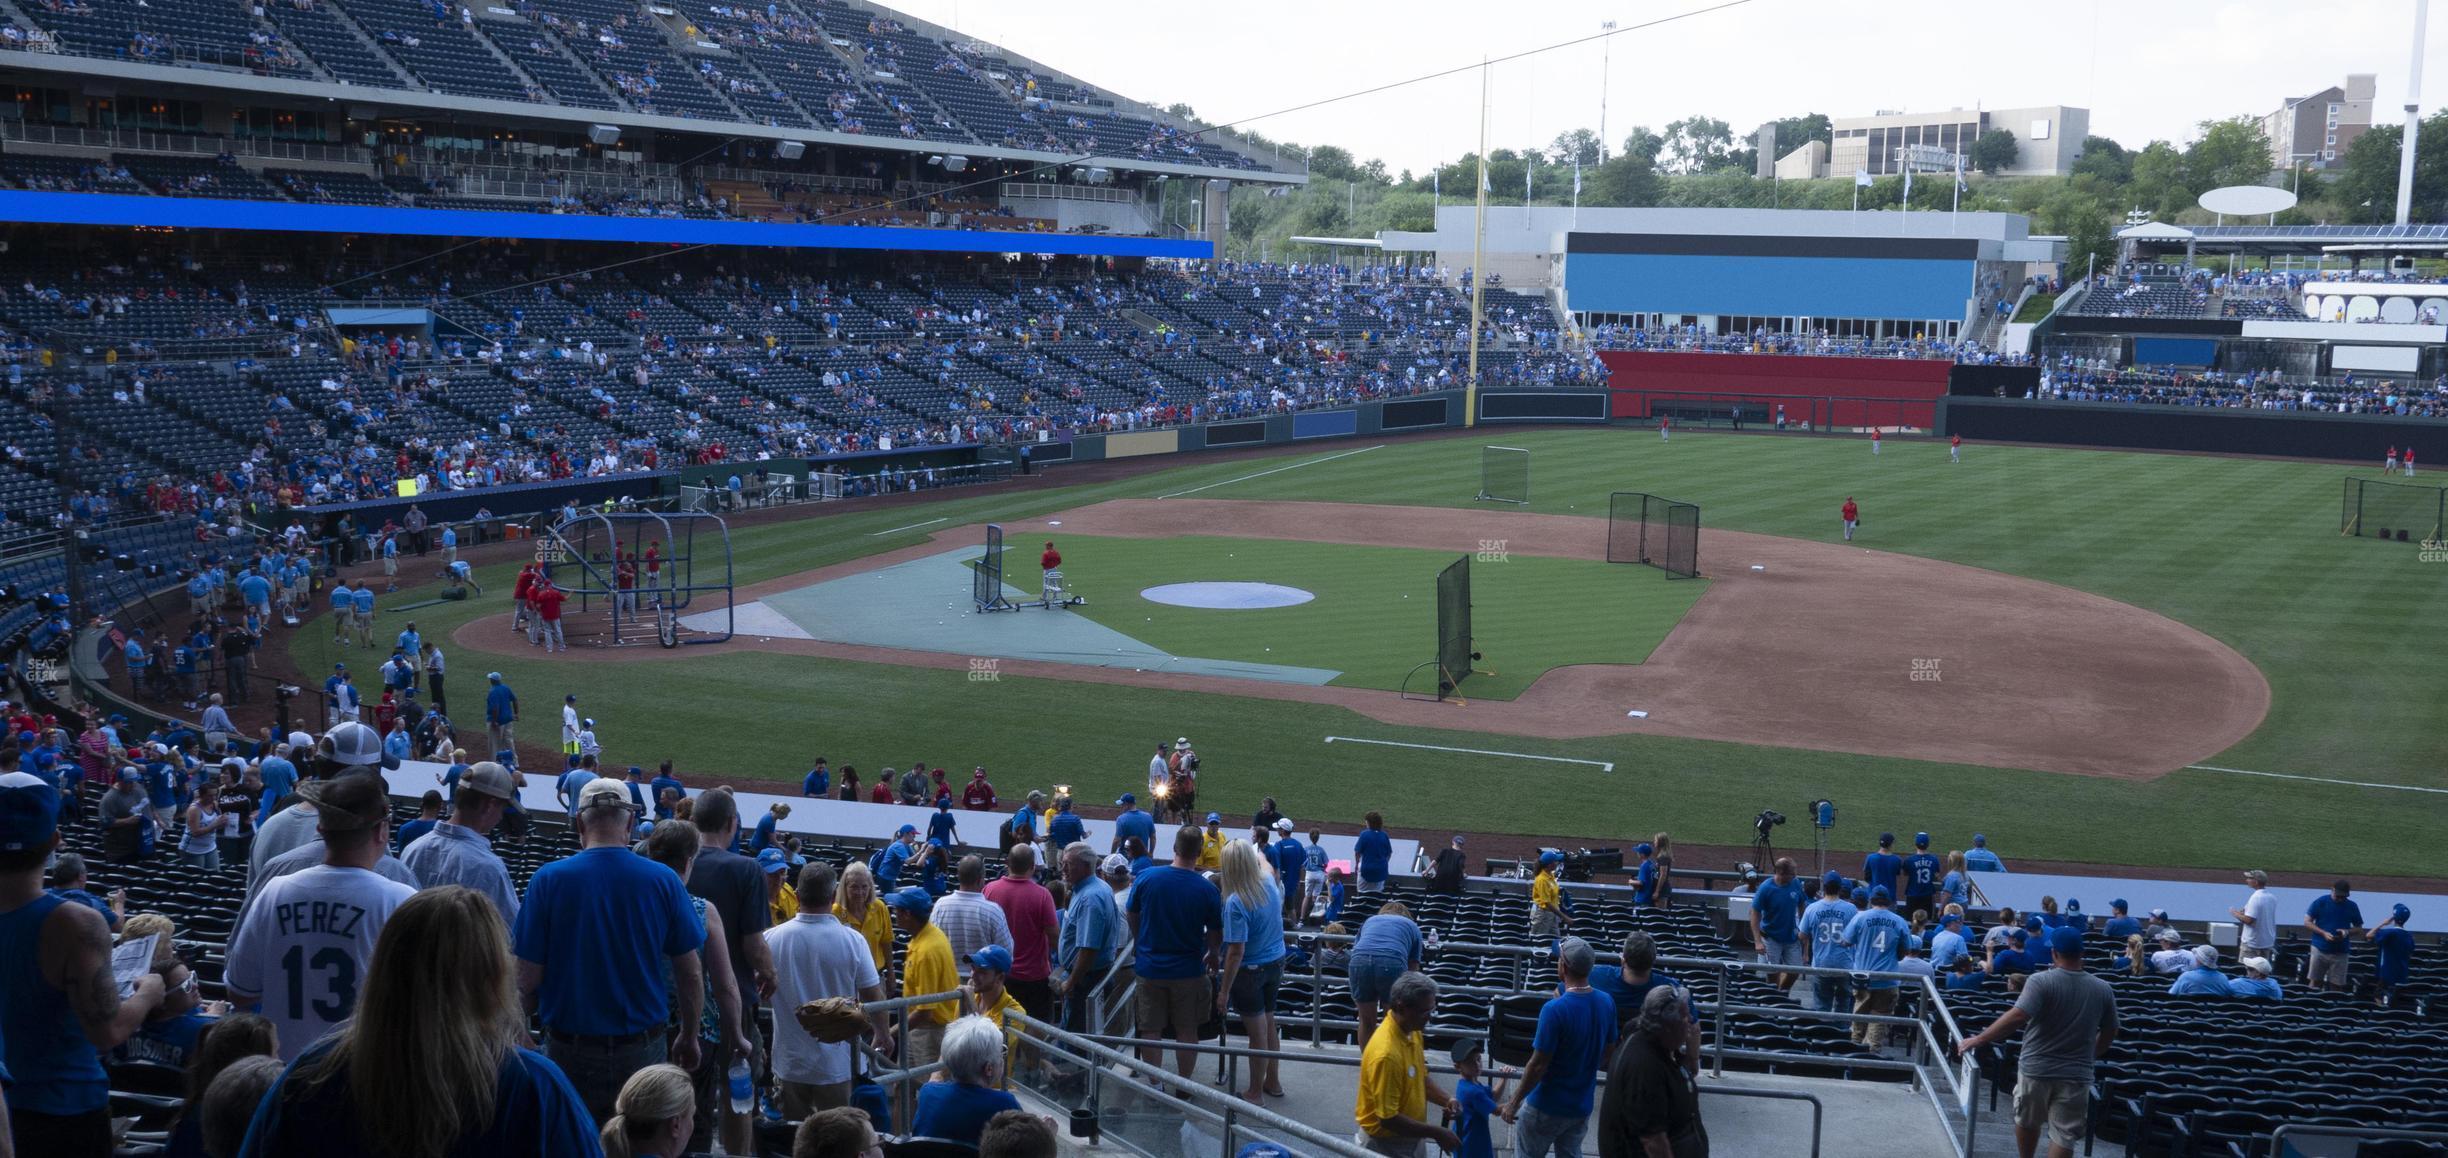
1140, 582, 1317, 609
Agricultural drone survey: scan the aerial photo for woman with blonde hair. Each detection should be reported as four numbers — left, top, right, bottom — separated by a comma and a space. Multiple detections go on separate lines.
601, 1063, 696, 1158
1939, 850, 1969, 910
232, 886, 598, 1156
1215, 839, 1287, 1104
834, 860, 893, 976
1649, 832, 1675, 909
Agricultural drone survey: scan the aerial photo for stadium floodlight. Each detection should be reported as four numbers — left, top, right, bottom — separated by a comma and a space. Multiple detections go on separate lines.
942, 155, 969, 172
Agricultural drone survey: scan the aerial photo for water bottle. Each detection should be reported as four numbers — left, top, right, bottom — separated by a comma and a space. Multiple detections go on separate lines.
1425, 927, 1441, 954
726, 1060, 753, 1116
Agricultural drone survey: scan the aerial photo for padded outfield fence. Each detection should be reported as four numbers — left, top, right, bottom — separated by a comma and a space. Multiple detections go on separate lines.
2342, 476, 2446, 543
1476, 445, 1530, 504
1608, 492, 1702, 579
1436, 554, 1473, 696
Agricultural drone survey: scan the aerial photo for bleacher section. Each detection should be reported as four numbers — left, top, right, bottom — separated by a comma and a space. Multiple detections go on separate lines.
1, 0, 1264, 170
2070, 264, 2214, 319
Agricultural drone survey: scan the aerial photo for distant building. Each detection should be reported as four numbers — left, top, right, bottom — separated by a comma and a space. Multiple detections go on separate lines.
1828, 106, 2089, 178
1774, 141, 1829, 181
2262, 75, 2375, 171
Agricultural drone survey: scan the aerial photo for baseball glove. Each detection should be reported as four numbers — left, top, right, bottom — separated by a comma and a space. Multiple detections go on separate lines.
794, 997, 871, 1043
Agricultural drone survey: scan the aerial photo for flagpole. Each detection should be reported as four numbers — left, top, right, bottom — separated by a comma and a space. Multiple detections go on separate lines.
1466, 58, 1489, 431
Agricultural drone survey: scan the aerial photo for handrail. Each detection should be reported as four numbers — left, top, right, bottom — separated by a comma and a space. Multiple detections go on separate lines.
1006, 1011, 1373, 1157
2268, 1122, 2448, 1150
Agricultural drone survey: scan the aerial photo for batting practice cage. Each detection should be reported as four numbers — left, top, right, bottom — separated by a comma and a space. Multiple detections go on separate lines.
972, 523, 1017, 612
1607, 492, 1702, 579
540, 511, 736, 647
2342, 477, 2446, 543
1476, 445, 1531, 504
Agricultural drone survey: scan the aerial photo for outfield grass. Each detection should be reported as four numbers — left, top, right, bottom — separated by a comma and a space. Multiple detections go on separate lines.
290, 430, 2448, 877
1041, 534, 1703, 696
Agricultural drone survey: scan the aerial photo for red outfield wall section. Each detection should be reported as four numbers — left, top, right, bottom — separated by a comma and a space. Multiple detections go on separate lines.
1601, 351, 1953, 428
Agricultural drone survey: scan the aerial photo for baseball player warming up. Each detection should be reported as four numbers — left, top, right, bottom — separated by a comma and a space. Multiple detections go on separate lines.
1950, 433, 1962, 463
1871, 428, 1882, 456
1841, 496, 1860, 542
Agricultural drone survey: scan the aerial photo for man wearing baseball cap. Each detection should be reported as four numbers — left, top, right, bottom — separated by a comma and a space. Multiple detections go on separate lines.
1108, 792, 1153, 856
400, 760, 522, 923
1270, 819, 1309, 925
1838, 887, 1914, 1050
483, 672, 518, 759
1901, 833, 1941, 922
0, 770, 167, 1155
250, 723, 397, 878
2372, 903, 2416, 1004
1530, 852, 1567, 942
513, 776, 706, 1121
225, 772, 417, 1063
2229, 869, 2278, 967
1797, 873, 1857, 1013
888, 887, 959, 1068
1862, 833, 1902, 902
1958, 926, 2117, 1158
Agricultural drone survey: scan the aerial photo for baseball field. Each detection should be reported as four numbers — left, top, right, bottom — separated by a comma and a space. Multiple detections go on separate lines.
280, 428, 2448, 879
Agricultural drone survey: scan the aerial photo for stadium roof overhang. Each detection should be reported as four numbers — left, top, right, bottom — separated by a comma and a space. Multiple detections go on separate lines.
0, 190, 1218, 258
1286, 236, 1381, 249
2140, 223, 2448, 258
0, 48, 1305, 187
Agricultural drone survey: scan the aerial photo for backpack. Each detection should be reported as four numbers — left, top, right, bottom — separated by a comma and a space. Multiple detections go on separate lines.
867, 843, 892, 882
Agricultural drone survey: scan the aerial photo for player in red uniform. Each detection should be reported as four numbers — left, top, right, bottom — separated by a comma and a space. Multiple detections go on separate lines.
1659, 415, 1671, 442
1950, 433, 1963, 463
1039, 540, 1067, 607
511, 562, 538, 639
1041, 541, 1061, 571
1841, 497, 1860, 542
2387, 446, 2401, 474
2407, 447, 2418, 477
1871, 428, 1882, 456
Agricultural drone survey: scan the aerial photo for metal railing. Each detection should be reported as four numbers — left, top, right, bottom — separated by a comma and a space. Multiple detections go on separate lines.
0, 121, 368, 165
1006, 1010, 1375, 1158
1001, 181, 1139, 205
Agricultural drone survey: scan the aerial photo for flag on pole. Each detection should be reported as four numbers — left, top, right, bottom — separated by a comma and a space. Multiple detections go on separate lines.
1525, 155, 1534, 204
1854, 169, 1873, 187
1433, 171, 1440, 205
1902, 165, 1913, 209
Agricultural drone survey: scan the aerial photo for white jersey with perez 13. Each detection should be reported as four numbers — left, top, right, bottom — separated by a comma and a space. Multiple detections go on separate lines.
222, 863, 417, 1061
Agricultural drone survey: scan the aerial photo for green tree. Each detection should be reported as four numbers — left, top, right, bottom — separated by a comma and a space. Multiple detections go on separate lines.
2128, 140, 2192, 219
1971, 128, 2019, 175
1548, 128, 1602, 167
2070, 135, 2132, 186
1660, 116, 1736, 174
1305, 145, 1358, 182
2184, 116, 2274, 192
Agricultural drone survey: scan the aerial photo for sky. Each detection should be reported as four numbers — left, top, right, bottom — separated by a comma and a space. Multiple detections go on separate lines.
879, 0, 2447, 177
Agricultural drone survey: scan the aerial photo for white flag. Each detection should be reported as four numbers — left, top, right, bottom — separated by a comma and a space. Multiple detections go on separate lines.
1433, 171, 1440, 202
1902, 166, 1913, 205
1573, 159, 1583, 195
1854, 169, 1873, 188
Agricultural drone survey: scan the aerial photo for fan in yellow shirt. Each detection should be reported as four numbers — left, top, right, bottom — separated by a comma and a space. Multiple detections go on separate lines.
1355, 972, 1459, 1152
1197, 814, 1226, 871
891, 888, 961, 1067
960, 944, 1028, 1077
761, 849, 799, 924
835, 862, 894, 975
1530, 851, 1566, 940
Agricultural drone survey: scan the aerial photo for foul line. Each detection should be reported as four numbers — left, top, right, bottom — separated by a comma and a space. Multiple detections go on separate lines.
2186, 764, 2448, 795
1326, 735, 1613, 773
868, 517, 949, 537
1157, 444, 1385, 499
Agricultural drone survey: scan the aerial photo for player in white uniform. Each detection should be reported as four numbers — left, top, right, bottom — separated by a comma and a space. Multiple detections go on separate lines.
561, 695, 582, 758
222, 773, 416, 1061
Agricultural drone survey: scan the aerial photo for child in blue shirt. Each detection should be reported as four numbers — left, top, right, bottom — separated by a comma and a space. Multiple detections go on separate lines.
1446, 1038, 1511, 1158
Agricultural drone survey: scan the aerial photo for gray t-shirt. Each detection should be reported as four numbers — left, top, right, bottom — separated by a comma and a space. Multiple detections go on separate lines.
2012, 966, 2118, 1082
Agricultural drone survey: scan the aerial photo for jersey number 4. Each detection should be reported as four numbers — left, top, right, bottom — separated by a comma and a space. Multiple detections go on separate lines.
282, 945, 359, 1022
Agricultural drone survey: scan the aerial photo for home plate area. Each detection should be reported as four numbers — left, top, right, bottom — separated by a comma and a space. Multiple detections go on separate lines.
684, 547, 1340, 685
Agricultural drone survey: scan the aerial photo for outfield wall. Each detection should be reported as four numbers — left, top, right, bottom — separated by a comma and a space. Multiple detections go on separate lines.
1940, 397, 2448, 459
1599, 351, 1954, 429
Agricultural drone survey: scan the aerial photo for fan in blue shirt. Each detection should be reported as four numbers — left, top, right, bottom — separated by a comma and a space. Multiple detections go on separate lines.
1900, 834, 1941, 915
1353, 818, 1393, 885
1631, 843, 1660, 906
1046, 799, 1085, 849
1109, 795, 1154, 854
2168, 947, 2235, 997
925, 801, 959, 848
1508, 939, 1617, 1125
801, 761, 829, 797
2374, 903, 2416, 990
2100, 899, 2143, 941
1839, 890, 1915, 989
2306, 885, 2365, 961
1862, 833, 1902, 900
